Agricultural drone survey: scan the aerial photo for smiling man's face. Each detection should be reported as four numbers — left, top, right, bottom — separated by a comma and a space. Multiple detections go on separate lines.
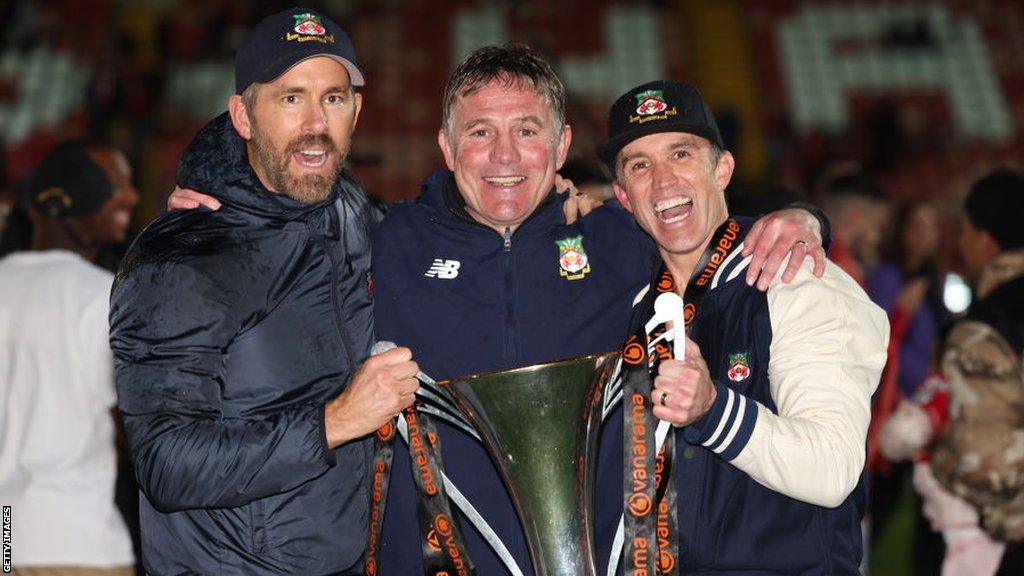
232, 56, 362, 204
613, 131, 734, 271
438, 78, 571, 233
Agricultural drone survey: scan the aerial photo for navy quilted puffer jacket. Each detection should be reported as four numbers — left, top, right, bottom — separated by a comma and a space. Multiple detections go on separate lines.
110, 113, 376, 575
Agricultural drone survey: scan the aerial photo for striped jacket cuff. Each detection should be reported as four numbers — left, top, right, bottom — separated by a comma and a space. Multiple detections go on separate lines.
683, 382, 759, 461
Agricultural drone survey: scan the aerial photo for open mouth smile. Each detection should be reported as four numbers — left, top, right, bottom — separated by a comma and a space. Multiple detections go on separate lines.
655, 196, 693, 224
294, 149, 328, 168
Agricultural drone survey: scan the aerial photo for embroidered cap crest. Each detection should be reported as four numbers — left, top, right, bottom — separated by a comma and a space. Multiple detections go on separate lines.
635, 89, 668, 116
293, 13, 326, 35
286, 13, 335, 43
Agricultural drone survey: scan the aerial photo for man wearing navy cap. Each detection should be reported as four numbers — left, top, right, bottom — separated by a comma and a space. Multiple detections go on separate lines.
109, 8, 419, 575
600, 80, 888, 574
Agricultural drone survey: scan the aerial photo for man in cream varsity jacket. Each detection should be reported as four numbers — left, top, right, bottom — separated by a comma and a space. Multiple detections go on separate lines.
598, 80, 889, 574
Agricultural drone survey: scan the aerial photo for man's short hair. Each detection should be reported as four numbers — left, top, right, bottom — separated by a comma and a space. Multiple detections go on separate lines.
241, 83, 260, 115
441, 43, 566, 140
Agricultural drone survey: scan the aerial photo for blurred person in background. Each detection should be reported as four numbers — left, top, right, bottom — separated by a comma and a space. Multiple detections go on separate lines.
929, 168, 1024, 575
0, 139, 139, 576
868, 199, 952, 399
818, 166, 892, 287
866, 199, 953, 573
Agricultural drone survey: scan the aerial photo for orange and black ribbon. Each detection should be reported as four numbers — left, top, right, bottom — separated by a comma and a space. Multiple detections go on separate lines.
364, 403, 475, 576
404, 408, 475, 576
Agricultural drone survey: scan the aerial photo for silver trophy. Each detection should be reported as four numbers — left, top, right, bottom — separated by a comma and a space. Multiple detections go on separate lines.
438, 352, 620, 576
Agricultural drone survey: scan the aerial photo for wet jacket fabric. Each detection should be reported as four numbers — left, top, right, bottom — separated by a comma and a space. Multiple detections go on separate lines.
933, 249, 1024, 543
625, 219, 888, 575
373, 170, 656, 575
109, 113, 376, 575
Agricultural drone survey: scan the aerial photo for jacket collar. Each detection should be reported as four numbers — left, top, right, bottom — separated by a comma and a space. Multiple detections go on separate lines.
176, 113, 342, 231
976, 248, 1024, 299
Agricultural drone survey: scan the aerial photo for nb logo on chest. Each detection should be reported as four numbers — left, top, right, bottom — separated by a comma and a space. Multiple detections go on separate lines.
424, 259, 461, 279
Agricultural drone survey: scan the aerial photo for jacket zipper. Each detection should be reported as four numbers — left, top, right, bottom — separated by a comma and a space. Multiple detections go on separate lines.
308, 219, 356, 375
502, 226, 516, 366
444, 194, 555, 367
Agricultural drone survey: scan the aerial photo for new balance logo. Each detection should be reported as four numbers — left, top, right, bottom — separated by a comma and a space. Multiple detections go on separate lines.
424, 259, 461, 279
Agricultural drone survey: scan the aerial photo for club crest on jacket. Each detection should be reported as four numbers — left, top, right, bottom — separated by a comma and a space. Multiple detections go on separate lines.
556, 235, 591, 280
727, 352, 751, 382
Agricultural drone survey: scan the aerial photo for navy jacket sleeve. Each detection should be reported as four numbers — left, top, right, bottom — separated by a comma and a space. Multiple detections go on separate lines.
110, 259, 334, 512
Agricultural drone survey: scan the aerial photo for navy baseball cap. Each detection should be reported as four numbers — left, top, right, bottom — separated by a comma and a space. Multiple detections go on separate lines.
235, 7, 365, 94
597, 80, 723, 170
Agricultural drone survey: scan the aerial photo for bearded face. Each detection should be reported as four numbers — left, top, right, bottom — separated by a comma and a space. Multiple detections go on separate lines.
248, 125, 346, 204
236, 56, 362, 205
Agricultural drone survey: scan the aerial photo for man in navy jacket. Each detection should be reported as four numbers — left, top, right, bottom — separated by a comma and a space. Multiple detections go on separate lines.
110, 8, 419, 574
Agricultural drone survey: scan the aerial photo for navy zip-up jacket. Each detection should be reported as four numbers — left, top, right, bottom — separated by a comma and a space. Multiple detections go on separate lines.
374, 170, 656, 575
110, 113, 376, 575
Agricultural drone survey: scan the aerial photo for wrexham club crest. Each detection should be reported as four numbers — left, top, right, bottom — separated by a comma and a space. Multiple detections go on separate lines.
287, 13, 333, 43
294, 13, 326, 35
635, 89, 669, 116
727, 352, 751, 382
556, 235, 591, 280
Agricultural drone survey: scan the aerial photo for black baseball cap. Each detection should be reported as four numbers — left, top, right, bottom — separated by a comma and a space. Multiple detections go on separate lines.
29, 141, 112, 219
235, 7, 365, 95
597, 80, 723, 170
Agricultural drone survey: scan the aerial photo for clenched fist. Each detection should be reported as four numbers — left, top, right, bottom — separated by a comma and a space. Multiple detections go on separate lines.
651, 338, 717, 427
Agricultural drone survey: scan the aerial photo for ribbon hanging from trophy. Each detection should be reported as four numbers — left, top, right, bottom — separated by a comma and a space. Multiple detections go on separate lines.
619, 218, 745, 576
403, 407, 476, 576
364, 363, 479, 576
366, 417, 395, 576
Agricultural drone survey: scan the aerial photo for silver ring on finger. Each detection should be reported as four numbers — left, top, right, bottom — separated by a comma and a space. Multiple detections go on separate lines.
794, 239, 807, 247
660, 390, 669, 407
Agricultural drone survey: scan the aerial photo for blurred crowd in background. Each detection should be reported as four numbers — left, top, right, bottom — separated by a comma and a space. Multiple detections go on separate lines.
1, 0, 1022, 574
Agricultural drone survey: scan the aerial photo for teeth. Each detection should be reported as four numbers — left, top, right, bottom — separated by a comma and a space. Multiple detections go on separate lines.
655, 197, 691, 213
295, 150, 327, 167
484, 176, 526, 186
654, 196, 692, 224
